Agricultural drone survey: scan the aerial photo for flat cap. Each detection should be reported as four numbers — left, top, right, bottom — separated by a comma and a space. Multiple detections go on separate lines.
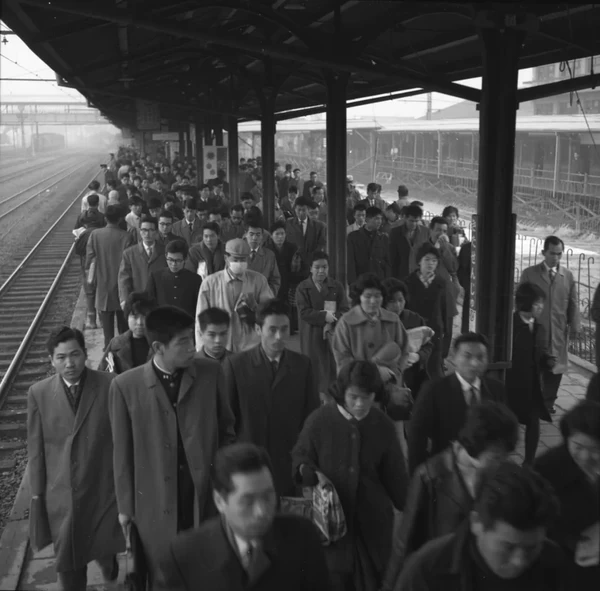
225, 238, 250, 257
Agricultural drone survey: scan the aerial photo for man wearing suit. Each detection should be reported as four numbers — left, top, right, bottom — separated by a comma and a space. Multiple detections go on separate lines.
347, 206, 391, 285
172, 197, 203, 246
185, 222, 226, 278
223, 299, 319, 496
519, 235, 581, 413
389, 204, 430, 280
408, 332, 506, 474
301, 170, 320, 199
146, 239, 201, 318
156, 210, 178, 247
118, 215, 167, 309
165, 443, 331, 591
27, 327, 123, 590
86, 205, 135, 347
285, 196, 327, 272
196, 307, 233, 363
360, 182, 387, 211
245, 215, 281, 296
109, 306, 236, 590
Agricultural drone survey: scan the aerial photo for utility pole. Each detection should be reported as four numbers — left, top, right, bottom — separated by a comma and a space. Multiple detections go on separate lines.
426, 92, 432, 120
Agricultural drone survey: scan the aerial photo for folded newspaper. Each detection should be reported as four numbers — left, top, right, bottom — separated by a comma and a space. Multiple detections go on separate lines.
406, 326, 435, 353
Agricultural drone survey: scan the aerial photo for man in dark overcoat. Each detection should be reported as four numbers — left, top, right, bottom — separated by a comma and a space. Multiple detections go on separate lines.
85, 204, 135, 347
408, 332, 506, 474
109, 306, 236, 590
222, 299, 319, 496
285, 196, 327, 272
27, 327, 124, 590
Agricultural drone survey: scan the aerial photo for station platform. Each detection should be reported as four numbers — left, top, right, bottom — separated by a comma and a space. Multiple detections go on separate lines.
0, 289, 592, 590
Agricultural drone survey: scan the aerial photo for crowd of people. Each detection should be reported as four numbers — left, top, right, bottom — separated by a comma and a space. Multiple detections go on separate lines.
27, 146, 599, 591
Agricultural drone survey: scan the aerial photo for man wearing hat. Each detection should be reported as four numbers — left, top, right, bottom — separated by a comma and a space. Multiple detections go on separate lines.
195, 238, 273, 352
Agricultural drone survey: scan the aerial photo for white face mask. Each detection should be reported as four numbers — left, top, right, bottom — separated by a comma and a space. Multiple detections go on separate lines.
229, 261, 248, 275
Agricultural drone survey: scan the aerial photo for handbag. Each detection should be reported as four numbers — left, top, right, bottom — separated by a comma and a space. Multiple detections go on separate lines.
123, 522, 148, 591
29, 496, 52, 553
280, 472, 347, 546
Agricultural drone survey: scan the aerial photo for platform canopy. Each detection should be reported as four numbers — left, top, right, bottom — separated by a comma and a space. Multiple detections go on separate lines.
3, 1, 600, 128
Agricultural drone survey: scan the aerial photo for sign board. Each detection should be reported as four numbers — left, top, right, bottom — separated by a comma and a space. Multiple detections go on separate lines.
203, 145, 228, 183
152, 132, 179, 141
136, 100, 160, 131
469, 214, 477, 331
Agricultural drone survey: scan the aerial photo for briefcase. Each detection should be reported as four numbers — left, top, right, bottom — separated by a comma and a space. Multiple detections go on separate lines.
29, 496, 52, 552
123, 522, 148, 591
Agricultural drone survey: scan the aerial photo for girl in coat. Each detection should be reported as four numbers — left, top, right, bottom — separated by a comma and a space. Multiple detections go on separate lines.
506, 282, 555, 464
292, 361, 408, 591
296, 251, 349, 396
332, 273, 408, 382
535, 400, 600, 591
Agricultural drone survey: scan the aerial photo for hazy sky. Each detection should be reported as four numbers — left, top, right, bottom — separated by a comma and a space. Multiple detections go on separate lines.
0, 22, 533, 119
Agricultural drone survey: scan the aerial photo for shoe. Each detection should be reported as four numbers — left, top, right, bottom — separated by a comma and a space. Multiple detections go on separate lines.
86, 313, 98, 329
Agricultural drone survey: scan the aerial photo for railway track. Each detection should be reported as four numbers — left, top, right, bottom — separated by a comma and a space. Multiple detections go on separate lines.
0, 159, 87, 221
0, 163, 101, 473
0, 152, 73, 185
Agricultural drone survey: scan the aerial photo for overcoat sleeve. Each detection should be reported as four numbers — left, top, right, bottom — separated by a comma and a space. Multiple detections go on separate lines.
216, 366, 237, 446
407, 383, 435, 475
300, 519, 333, 591
146, 271, 158, 303
566, 273, 581, 331
117, 249, 133, 306
379, 420, 408, 511
291, 411, 320, 483
302, 360, 320, 423
27, 388, 46, 496
108, 379, 135, 518
85, 231, 96, 274
268, 256, 281, 297
222, 358, 241, 435
296, 284, 327, 327
332, 316, 355, 374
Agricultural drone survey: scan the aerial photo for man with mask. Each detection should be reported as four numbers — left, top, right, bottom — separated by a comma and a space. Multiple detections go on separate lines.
394, 461, 564, 591
195, 238, 273, 352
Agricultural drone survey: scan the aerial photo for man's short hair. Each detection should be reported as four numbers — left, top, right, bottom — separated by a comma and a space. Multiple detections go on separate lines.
453, 332, 489, 352
202, 221, 221, 236
128, 195, 144, 207
104, 205, 122, 225
294, 196, 311, 209
309, 171, 317, 176
240, 192, 254, 203
255, 298, 290, 327
415, 243, 440, 264
269, 220, 286, 234
231, 204, 244, 215
88, 180, 101, 191
543, 235, 564, 251
307, 200, 319, 211
402, 204, 423, 219
458, 401, 519, 458
139, 214, 157, 229
311, 185, 324, 195
198, 307, 231, 331
288, 185, 298, 194
559, 399, 600, 441
148, 197, 163, 210
365, 206, 383, 219
353, 202, 367, 213
397, 185, 408, 197
474, 462, 559, 532
410, 200, 424, 207
367, 182, 378, 193
442, 205, 459, 218
46, 326, 86, 356
184, 197, 197, 210
158, 209, 174, 221
145, 306, 194, 345
124, 292, 156, 319
211, 443, 273, 497
244, 213, 263, 230
86, 193, 100, 208
429, 216, 448, 229
293, 168, 300, 174
515, 282, 546, 312
165, 239, 188, 257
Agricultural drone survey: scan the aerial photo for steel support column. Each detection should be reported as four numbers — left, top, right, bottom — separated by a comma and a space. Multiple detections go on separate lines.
194, 116, 203, 182
186, 126, 193, 164
260, 96, 277, 229
227, 116, 239, 203
325, 73, 349, 286
178, 128, 185, 161
475, 24, 525, 377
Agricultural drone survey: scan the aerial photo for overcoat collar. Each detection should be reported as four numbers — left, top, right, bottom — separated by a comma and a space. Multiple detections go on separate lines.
142, 358, 199, 414
343, 305, 398, 326
249, 344, 292, 393
52, 371, 99, 437
536, 261, 566, 284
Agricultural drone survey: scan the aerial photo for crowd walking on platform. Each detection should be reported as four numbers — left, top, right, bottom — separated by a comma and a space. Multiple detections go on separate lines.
26, 146, 599, 591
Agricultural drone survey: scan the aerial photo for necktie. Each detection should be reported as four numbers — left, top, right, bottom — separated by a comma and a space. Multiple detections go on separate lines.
250, 250, 256, 262
69, 384, 78, 399
301, 219, 306, 235
147, 245, 153, 259
271, 359, 279, 375
549, 268, 556, 281
370, 199, 374, 207
467, 386, 478, 405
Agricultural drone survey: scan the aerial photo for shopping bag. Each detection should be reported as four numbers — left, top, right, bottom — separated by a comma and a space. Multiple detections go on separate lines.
311, 473, 347, 545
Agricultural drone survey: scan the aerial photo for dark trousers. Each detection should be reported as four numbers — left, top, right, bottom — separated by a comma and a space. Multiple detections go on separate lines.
57, 555, 116, 591
99, 310, 127, 348
541, 369, 563, 408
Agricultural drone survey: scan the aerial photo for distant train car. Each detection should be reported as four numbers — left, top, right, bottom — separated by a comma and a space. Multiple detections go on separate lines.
31, 133, 66, 153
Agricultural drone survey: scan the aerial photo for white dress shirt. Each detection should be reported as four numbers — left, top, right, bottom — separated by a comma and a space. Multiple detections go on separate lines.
454, 372, 481, 405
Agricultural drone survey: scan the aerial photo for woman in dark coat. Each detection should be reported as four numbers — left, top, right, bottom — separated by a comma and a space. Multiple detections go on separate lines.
535, 400, 600, 591
506, 282, 555, 464
264, 220, 304, 332
402, 243, 448, 379
292, 361, 407, 591
296, 251, 349, 395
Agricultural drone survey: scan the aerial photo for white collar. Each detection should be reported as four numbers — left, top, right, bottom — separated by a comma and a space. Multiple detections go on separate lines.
543, 262, 558, 272
519, 313, 534, 325
62, 377, 81, 388
153, 358, 173, 376
337, 404, 366, 422
233, 532, 255, 557
454, 372, 481, 393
